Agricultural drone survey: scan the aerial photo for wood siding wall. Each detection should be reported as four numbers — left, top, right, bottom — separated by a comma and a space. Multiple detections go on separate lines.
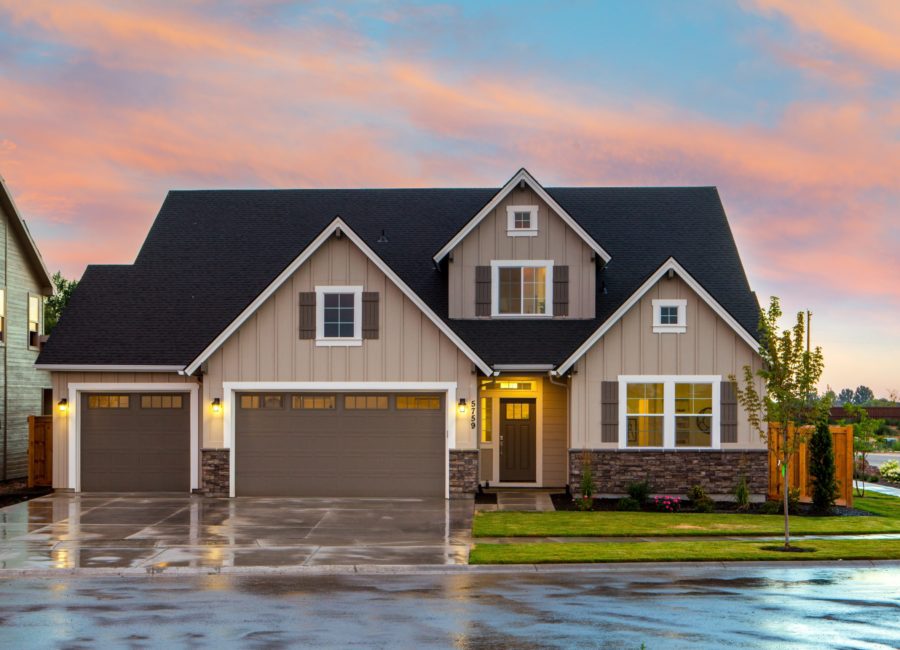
447, 186, 596, 319
203, 235, 478, 449
50, 372, 196, 489
0, 204, 51, 480
570, 274, 765, 449
541, 377, 568, 486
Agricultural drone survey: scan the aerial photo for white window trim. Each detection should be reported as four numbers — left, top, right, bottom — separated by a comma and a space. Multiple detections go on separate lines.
617, 375, 721, 450
490, 260, 554, 318
652, 298, 687, 334
315, 285, 363, 347
27, 292, 43, 350
506, 205, 538, 237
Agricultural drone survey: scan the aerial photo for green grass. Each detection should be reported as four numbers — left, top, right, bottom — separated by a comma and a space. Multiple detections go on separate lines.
468, 538, 900, 564
473, 493, 900, 538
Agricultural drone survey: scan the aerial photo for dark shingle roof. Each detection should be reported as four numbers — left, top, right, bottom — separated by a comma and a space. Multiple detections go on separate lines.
38, 186, 759, 368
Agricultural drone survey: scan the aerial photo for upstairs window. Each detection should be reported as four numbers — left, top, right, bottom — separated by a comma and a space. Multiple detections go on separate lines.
506, 205, 538, 237
491, 261, 553, 317
315, 286, 362, 346
28, 294, 42, 348
652, 299, 686, 334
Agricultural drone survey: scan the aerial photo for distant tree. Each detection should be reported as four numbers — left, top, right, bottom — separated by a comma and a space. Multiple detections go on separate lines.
853, 385, 875, 405
822, 389, 837, 406
731, 296, 828, 550
808, 420, 837, 514
888, 389, 899, 406
44, 271, 79, 334
836, 388, 854, 405
844, 404, 883, 497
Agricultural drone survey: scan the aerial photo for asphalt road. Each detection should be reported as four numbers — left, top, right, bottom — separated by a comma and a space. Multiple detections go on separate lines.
1, 565, 898, 649
868, 452, 900, 468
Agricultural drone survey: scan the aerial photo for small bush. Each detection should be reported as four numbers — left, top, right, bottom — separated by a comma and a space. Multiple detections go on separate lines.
759, 500, 781, 515
788, 486, 801, 514
653, 495, 681, 512
693, 498, 715, 513
809, 421, 837, 513
616, 497, 641, 511
733, 476, 750, 512
687, 484, 715, 512
881, 460, 900, 483
579, 450, 594, 499
626, 480, 651, 506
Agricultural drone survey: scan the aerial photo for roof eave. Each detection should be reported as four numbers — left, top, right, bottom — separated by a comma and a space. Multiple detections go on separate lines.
0, 176, 54, 294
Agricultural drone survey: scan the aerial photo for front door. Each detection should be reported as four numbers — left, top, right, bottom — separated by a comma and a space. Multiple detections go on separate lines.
499, 398, 536, 482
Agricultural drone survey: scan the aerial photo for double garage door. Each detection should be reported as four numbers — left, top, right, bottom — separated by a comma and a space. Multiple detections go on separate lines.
235, 392, 445, 497
78, 391, 445, 496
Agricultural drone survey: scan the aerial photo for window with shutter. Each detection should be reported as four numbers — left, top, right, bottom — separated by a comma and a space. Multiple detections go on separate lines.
553, 265, 569, 316
362, 292, 379, 339
475, 266, 491, 316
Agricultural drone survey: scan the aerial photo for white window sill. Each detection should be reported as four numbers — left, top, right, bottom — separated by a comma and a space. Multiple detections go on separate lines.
653, 325, 686, 334
490, 313, 554, 319
507, 229, 538, 237
624, 446, 716, 451
315, 338, 362, 347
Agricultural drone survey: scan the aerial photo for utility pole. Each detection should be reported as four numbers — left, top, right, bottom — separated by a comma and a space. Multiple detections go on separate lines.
806, 310, 812, 353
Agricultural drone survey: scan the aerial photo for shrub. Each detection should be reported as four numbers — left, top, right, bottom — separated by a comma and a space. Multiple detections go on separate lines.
579, 450, 594, 499
653, 496, 681, 512
733, 476, 750, 512
616, 497, 641, 511
626, 480, 651, 506
808, 421, 837, 513
881, 460, 900, 483
788, 486, 801, 514
759, 500, 781, 515
687, 484, 715, 512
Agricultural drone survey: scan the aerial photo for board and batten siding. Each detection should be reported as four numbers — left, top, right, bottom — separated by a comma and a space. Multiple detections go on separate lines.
203, 235, 478, 449
447, 186, 596, 319
50, 372, 197, 489
0, 203, 51, 480
541, 377, 569, 486
569, 274, 765, 449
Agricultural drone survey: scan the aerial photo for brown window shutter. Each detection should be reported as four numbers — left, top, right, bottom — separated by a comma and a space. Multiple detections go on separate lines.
298, 292, 316, 339
475, 266, 491, 317
601, 380, 619, 443
721, 380, 738, 443
553, 265, 569, 316
362, 292, 379, 339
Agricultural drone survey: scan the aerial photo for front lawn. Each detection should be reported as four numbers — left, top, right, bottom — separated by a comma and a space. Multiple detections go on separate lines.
468, 538, 900, 564
473, 493, 900, 538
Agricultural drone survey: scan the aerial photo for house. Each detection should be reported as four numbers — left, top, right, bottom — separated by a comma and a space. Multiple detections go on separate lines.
37, 169, 767, 498
0, 176, 54, 482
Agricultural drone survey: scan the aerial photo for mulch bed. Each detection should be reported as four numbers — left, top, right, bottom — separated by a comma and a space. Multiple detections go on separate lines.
0, 479, 53, 508
550, 493, 875, 517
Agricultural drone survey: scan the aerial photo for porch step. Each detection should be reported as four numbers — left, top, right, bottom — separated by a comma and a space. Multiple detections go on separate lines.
482, 490, 555, 512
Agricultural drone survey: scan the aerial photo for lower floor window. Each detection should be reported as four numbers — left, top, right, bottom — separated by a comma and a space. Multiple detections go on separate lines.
620, 376, 719, 449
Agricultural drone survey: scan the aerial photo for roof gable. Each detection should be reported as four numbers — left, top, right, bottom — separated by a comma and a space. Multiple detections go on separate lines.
0, 176, 53, 294
432, 168, 611, 264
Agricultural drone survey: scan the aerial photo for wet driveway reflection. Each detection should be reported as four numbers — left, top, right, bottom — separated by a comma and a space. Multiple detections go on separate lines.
0, 565, 898, 648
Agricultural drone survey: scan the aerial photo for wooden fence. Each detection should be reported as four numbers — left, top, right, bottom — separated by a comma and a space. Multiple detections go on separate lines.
28, 415, 53, 488
768, 424, 854, 507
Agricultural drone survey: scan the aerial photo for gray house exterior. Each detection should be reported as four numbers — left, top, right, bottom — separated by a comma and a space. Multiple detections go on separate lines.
0, 176, 54, 481
37, 169, 767, 499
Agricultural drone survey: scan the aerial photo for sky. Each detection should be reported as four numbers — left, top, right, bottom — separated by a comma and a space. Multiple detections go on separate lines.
0, 0, 897, 396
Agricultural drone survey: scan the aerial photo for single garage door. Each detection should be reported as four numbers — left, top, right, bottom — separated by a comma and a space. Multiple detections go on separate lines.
80, 392, 190, 492
235, 392, 445, 497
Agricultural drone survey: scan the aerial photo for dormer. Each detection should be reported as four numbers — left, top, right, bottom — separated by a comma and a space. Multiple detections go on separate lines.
434, 169, 610, 320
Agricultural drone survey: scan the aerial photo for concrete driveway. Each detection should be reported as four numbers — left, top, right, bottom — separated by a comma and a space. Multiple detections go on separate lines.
0, 493, 473, 572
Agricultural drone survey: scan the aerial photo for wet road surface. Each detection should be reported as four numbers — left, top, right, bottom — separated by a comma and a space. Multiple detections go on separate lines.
1, 565, 898, 649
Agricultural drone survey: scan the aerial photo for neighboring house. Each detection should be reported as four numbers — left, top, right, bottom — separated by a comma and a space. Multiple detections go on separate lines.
0, 176, 54, 482
37, 168, 766, 498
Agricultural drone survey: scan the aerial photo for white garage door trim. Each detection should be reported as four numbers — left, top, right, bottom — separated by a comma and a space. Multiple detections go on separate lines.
223, 381, 458, 499
66, 383, 200, 492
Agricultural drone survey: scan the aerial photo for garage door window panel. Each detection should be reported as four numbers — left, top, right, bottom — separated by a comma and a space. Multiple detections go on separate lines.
396, 395, 441, 410
88, 395, 130, 409
292, 395, 336, 410
240, 394, 284, 409
141, 394, 183, 409
344, 395, 389, 410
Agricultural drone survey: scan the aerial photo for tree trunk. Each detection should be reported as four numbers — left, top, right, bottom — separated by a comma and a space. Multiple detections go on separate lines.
782, 426, 791, 549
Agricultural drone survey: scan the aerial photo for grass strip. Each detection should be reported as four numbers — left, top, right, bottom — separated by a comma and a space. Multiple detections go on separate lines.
468, 538, 900, 564
473, 494, 900, 538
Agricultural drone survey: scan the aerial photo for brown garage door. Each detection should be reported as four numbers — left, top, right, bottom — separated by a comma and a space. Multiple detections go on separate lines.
235, 392, 445, 497
80, 392, 190, 492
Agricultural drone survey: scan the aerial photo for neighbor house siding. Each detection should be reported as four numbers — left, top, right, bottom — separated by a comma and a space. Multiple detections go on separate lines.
541, 377, 568, 486
202, 235, 477, 449
0, 203, 51, 481
447, 185, 596, 319
569, 274, 764, 449
50, 372, 196, 489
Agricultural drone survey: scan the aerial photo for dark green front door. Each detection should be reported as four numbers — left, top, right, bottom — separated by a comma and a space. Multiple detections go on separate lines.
499, 398, 536, 482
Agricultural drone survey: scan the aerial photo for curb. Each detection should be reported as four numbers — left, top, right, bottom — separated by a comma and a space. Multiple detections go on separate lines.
1, 559, 897, 579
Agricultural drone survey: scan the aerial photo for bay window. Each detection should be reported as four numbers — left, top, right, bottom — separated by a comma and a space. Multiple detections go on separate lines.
619, 376, 720, 449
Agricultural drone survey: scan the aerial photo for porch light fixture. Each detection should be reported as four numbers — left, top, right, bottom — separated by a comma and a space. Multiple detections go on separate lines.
211, 398, 222, 414
57, 398, 68, 414
457, 398, 467, 414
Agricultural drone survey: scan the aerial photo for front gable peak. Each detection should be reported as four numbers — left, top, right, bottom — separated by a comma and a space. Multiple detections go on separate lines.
432, 168, 612, 264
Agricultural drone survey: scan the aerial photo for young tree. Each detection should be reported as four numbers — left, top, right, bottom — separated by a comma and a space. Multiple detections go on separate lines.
808, 420, 837, 513
44, 271, 79, 334
844, 404, 882, 497
731, 296, 828, 549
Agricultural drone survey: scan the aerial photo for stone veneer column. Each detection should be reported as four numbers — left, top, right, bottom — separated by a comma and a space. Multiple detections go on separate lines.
200, 449, 230, 497
449, 449, 479, 496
